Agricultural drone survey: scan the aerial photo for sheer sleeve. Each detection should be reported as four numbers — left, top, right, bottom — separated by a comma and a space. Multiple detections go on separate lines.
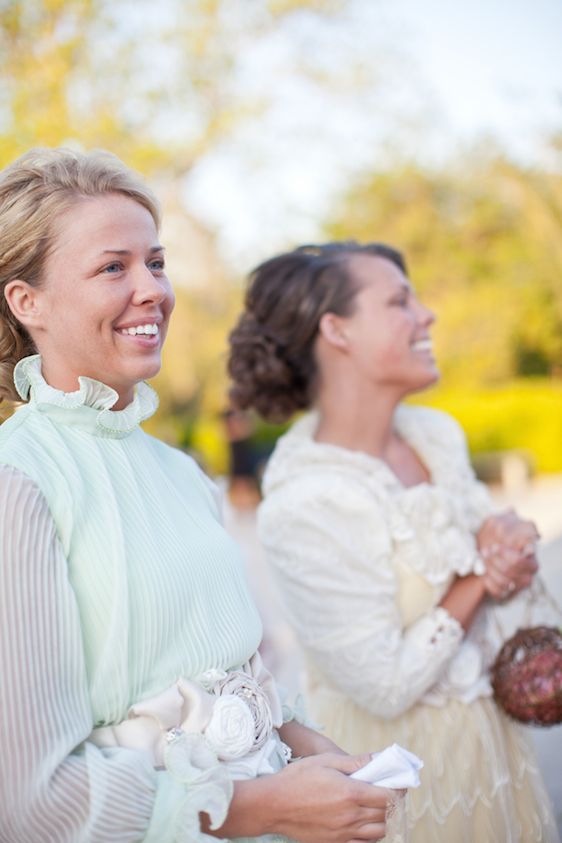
0, 465, 227, 843
258, 484, 464, 720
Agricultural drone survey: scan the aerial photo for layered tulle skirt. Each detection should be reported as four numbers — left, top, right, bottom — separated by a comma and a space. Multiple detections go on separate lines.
310, 689, 559, 842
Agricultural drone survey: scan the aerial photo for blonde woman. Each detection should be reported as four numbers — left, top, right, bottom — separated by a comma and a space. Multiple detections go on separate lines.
228, 242, 560, 842
0, 153, 396, 843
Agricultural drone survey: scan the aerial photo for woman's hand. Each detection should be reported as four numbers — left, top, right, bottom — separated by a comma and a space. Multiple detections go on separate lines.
272, 754, 394, 843
478, 509, 539, 556
481, 546, 538, 600
477, 510, 539, 599
204, 753, 395, 842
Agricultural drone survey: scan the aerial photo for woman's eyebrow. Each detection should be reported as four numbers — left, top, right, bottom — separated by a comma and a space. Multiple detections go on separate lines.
100, 245, 165, 255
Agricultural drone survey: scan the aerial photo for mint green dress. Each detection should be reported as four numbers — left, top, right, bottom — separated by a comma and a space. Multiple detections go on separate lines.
0, 355, 289, 842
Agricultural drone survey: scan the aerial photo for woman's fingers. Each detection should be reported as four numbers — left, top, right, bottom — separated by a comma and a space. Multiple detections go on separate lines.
478, 511, 540, 557
304, 752, 374, 776
519, 554, 539, 575
351, 783, 396, 811
347, 824, 387, 842
482, 567, 521, 599
270, 757, 400, 843
345, 803, 391, 841
483, 556, 537, 599
485, 562, 509, 589
490, 546, 517, 572
349, 805, 387, 824
488, 550, 538, 580
347, 791, 406, 841
482, 565, 511, 596
481, 536, 539, 600
504, 522, 540, 552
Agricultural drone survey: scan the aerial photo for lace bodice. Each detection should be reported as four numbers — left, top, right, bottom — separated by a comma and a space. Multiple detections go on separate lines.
258, 405, 496, 716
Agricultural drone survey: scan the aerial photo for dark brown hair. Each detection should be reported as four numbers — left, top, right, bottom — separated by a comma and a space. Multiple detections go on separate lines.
228, 241, 406, 422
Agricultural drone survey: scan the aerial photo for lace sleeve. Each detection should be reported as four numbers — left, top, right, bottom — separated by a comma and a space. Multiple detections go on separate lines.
259, 486, 463, 719
0, 465, 230, 842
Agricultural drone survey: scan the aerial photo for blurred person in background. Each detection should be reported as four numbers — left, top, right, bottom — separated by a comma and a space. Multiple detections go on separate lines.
0, 154, 399, 843
228, 241, 561, 842
222, 407, 263, 509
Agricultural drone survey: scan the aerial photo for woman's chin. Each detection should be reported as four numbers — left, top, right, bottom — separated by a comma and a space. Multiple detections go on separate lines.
407, 368, 440, 395
128, 354, 163, 384
107, 361, 162, 399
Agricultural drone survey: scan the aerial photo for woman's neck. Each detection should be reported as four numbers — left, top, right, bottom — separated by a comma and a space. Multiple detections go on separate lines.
313, 382, 432, 486
313, 377, 401, 458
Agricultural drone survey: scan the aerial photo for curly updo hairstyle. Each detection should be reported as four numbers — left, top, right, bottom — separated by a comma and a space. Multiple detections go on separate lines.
0, 147, 160, 406
228, 241, 406, 423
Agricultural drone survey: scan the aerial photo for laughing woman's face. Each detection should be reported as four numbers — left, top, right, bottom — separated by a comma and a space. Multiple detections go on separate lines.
13, 193, 175, 408
334, 254, 438, 397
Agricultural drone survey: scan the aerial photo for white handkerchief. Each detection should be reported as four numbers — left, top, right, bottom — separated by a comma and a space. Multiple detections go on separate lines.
350, 743, 423, 788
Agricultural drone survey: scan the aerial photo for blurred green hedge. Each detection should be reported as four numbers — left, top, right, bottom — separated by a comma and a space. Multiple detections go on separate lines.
410, 379, 562, 473
181, 379, 562, 478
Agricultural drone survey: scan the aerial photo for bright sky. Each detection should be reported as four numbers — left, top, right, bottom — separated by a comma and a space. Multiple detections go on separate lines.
387, 0, 562, 157
184, 0, 562, 265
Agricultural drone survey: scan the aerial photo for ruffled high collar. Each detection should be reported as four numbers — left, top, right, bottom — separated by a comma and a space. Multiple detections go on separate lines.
14, 355, 158, 438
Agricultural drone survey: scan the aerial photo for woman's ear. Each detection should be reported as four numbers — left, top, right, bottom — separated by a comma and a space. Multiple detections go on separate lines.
4, 280, 44, 331
318, 312, 349, 351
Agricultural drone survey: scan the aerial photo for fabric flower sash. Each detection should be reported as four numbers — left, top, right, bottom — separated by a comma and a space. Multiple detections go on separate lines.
90, 652, 287, 841
90, 651, 284, 775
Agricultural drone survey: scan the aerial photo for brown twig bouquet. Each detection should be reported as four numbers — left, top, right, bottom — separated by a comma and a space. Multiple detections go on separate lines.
491, 626, 562, 726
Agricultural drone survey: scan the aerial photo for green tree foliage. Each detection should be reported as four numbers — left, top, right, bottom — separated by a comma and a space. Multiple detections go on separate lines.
0, 0, 342, 171
322, 150, 562, 474
326, 154, 562, 386
0, 0, 166, 169
2, 2, 560, 473
0, 0, 342, 466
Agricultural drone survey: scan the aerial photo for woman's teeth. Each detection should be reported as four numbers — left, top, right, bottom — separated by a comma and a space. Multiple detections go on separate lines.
118, 324, 159, 336
411, 339, 432, 352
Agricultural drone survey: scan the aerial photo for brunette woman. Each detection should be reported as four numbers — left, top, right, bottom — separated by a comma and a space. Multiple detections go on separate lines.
228, 242, 560, 842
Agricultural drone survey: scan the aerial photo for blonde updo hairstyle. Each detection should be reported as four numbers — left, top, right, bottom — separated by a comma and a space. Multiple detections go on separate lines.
0, 147, 160, 405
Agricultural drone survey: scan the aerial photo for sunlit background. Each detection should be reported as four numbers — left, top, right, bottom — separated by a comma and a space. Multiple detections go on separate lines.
1, 0, 562, 476
3, 0, 562, 823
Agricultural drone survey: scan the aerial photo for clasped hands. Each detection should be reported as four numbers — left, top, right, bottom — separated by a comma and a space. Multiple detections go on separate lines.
477, 509, 539, 601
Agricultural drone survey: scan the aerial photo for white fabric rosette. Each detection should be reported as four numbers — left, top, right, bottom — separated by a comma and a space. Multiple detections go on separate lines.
90, 649, 285, 779
212, 667, 274, 752
202, 652, 286, 779
204, 694, 256, 760
89, 652, 286, 838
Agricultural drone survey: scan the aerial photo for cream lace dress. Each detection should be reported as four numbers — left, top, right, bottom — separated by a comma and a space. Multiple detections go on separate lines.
258, 405, 560, 842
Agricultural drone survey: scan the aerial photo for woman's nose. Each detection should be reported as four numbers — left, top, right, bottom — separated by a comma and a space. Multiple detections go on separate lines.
418, 301, 435, 327
132, 265, 168, 305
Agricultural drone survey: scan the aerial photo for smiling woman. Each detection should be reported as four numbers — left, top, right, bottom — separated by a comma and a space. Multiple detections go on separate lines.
228, 242, 561, 842
0, 151, 397, 843
4, 192, 174, 409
